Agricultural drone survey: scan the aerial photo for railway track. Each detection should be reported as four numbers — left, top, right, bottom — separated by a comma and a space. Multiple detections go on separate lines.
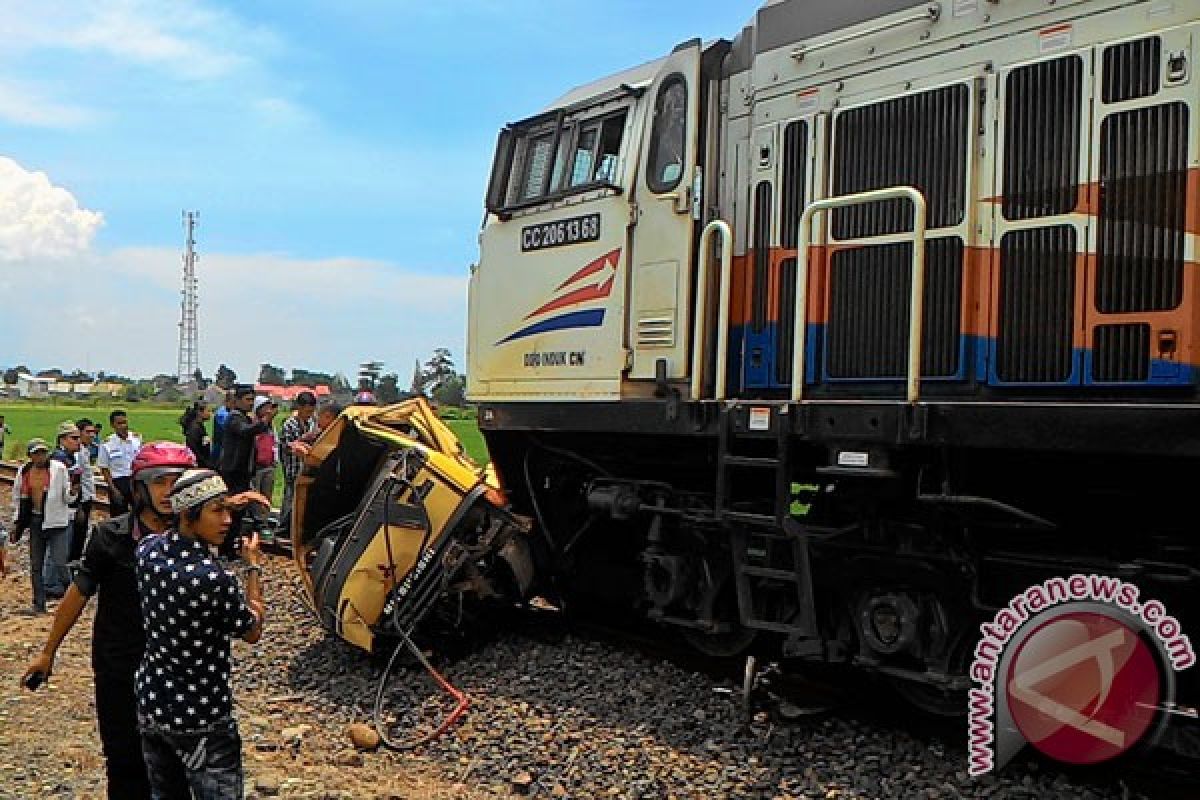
0, 459, 296, 555
0, 459, 111, 513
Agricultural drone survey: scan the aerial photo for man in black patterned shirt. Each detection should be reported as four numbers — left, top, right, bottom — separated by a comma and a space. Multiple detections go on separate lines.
135, 469, 267, 798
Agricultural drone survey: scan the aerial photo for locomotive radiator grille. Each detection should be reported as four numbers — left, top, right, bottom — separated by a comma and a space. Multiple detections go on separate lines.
831, 84, 969, 239
780, 121, 808, 249
1092, 323, 1151, 383
1102, 36, 1161, 104
773, 121, 807, 386
827, 238, 963, 379
1096, 102, 1188, 313
1003, 55, 1083, 220
997, 226, 1076, 383
776, 257, 798, 385
752, 181, 772, 334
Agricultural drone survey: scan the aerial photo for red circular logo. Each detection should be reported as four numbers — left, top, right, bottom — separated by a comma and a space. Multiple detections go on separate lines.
1006, 611, 1161, 765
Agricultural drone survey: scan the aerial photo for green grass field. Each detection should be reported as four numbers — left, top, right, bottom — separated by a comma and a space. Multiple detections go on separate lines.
0, 402, 185, 460
0, 400, 489, 505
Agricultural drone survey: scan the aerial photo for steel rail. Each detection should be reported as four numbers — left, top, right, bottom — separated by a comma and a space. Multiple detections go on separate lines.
0, 459, 112, 513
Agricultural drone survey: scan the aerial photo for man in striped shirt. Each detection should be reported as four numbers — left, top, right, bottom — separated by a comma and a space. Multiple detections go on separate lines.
275, 391, 316, 540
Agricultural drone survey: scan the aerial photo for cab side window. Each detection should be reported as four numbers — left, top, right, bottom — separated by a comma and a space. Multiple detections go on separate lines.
647, 75, 687, 193
568, 113, 626, 188
492, 106, 629, 213
519, 132, 557, 201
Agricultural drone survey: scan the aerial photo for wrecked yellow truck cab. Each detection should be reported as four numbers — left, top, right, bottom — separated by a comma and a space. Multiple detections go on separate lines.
291, 399, 533, 653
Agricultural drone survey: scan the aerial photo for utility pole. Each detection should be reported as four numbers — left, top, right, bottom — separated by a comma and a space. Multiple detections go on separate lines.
177, 211, 200, 385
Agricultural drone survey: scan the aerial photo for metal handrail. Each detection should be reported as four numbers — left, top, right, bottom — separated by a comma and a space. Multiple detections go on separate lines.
789, 5, 941, 62
791, 186, 928, 404
691, 219, 733, 400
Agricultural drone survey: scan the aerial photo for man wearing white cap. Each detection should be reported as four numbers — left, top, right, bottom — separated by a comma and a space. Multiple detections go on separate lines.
46, 420, 85, 597
134, 468, 267, 797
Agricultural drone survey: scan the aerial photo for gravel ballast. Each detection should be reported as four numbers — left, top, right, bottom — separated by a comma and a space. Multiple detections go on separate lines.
0, 491, 1179, 799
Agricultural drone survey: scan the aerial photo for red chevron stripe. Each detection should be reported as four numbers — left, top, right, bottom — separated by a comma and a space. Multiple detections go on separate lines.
525, 273, 615, 319
554, 248, 621, 291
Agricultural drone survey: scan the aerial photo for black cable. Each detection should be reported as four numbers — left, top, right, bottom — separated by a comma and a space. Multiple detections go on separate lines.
529, 437, 610, 477
373, 626, 468, 751
523, 448, 557, 552
371, 462, 468, 750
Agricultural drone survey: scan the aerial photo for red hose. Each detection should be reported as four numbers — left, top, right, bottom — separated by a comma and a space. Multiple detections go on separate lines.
373, 629, 469, 750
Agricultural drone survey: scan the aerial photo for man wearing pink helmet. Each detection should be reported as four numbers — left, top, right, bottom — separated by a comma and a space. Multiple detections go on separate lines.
22, 442, 194, 799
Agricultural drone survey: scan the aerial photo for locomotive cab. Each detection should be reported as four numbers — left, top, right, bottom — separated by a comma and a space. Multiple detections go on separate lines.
469, 39, 727, 401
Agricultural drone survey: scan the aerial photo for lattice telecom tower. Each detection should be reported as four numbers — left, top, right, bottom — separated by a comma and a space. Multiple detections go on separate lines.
177, 211, 200, 385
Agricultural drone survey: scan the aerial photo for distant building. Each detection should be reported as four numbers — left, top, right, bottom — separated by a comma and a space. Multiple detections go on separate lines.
254, 384, 333, 403
88, 382, 125, 398
15, 373, 53, 398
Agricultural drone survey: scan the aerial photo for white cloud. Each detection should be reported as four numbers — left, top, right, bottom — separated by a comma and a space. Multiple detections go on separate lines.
7, 1, 280, 81
0, 157, 104, 262
1, 1, 308, 134
0, 245, 467, 382
0, 79, 98, 129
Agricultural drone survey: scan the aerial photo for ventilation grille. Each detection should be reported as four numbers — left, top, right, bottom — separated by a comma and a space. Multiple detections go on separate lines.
780, 121, 808, 248
1003, 56, 1083, 220
826, 238, 963, 378
752, 181, 772, 333
637, 316, 675, 348
832, 84, 968, 239
775, 257, 798, 385
997, 226, 1076, 382
1093, 323, 1150, 382
1096, 102, 1187, 313
1103, 37, 1160, 104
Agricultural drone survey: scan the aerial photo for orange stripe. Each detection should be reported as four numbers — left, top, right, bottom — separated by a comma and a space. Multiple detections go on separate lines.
984, 167, 1200, 234
724, 243, 1198, 371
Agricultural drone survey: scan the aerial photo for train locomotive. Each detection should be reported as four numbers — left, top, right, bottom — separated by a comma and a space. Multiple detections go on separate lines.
461, 0, 1200, 759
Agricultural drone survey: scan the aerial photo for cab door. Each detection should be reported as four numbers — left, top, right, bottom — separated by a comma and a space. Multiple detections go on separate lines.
626, 41, 702, 380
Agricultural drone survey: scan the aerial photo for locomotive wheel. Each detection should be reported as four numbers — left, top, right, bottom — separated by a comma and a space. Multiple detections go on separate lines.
889, 677, 966, 717
681, 586, 757, 657
681, 620, 757, 658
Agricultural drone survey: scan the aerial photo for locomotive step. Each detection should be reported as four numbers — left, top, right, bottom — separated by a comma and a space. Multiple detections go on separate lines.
744, 619, 809, 635
721, 455, 780, 468
814, 465, 898, 480
720, 510, 778, 527
739, 565, 800, 582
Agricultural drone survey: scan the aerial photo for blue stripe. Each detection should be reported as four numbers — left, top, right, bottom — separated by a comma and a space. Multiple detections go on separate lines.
497, 309, 606, 344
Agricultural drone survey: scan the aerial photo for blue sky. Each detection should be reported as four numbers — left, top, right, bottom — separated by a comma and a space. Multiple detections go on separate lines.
0, 1, 753, 383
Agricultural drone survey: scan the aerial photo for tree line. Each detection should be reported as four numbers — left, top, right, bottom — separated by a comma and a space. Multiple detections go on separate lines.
3, 348, 468, 408
241, 348, 466, 406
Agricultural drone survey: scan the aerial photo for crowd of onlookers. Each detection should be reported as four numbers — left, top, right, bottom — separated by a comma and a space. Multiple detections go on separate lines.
1, 386, 345, 600
1, 383, 353, 798
179, 384, 343, 538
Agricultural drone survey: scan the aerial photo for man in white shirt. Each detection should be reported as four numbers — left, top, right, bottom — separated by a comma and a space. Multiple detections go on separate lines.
97, 410, 142, 515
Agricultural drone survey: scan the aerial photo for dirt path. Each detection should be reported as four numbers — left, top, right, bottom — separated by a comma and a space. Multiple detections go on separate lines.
0, 483, 481, 799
